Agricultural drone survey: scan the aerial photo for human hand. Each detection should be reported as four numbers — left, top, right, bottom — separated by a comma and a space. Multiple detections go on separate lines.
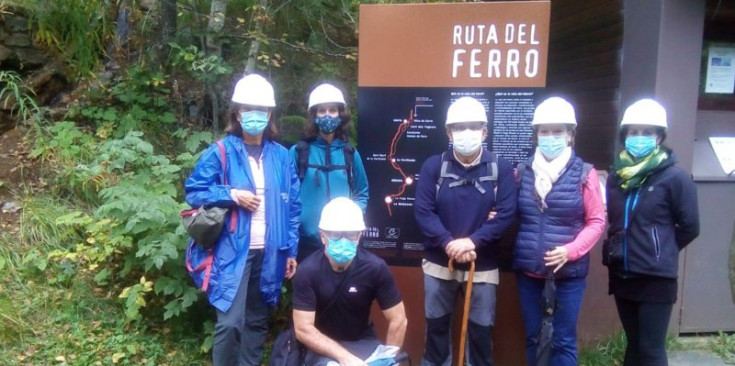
285, 258, 297, 279
544, 246, 568, 273
487, 210, 497, 220
445, 238, 476, 259
338, 353, 367, 366
230, 189, 261, 212
455, 250, 477, 263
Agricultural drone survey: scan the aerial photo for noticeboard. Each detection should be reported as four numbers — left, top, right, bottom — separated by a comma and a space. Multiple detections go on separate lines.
357, 2, 550, 265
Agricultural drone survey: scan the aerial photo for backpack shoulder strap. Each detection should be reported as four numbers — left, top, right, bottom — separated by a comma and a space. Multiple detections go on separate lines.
216, 140, 227, 185
295, 140, 310, 181
436, 152, 460, 200
478, 152, 498, 182
342, 143, 355, 190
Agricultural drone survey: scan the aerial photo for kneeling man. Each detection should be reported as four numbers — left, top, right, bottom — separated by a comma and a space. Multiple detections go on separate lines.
293, 197, 408, 366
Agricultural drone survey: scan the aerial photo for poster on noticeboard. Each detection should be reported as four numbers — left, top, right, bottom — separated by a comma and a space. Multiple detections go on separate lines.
357, 2, 550, 266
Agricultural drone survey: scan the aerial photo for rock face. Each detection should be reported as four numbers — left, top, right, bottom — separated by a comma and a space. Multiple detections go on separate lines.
0, 11, 55, 135
0, 14, 48, 69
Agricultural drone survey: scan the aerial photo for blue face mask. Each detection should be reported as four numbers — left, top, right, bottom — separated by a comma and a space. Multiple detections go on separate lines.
625, 135, 657, 158
315, 115, 341, 134
326, 238, 357, 264
240, 111, 269, 136
537, 135, 567, 159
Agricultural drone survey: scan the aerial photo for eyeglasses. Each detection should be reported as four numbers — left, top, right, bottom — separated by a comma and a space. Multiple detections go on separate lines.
325, 231, 361, 241
448, 122, 486, 132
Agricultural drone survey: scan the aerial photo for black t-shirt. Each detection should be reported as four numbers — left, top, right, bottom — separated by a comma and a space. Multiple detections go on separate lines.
293, 248, 402, 342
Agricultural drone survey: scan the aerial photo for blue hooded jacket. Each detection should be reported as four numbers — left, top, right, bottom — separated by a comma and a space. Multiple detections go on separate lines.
289, 137, 369, 248
185, 134, 301, 312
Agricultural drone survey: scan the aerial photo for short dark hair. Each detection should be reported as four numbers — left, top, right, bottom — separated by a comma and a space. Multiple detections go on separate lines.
531, 124, 576, 148
302, 105, 352, 142
618, 126, 666, 145
225, 103, 278, 140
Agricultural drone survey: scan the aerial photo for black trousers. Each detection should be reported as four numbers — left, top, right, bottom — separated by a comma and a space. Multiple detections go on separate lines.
614, 296, 673, 366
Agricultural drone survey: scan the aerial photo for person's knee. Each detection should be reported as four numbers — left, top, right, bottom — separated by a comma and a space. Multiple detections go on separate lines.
215, 313, 245, 335
551, 334, 577, 354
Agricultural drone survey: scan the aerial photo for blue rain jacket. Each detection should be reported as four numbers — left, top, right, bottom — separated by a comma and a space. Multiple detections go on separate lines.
185, 134, 301, 312
289, 137, 369, 248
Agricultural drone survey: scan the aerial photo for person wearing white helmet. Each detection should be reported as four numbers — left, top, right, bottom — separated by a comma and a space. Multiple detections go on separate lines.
290, 82, 369, 262
414, 96, 517, 366
606, 98, 699, 366
514, 97, 605, 366
293, 197, 407, 366
184, 73, 302, 366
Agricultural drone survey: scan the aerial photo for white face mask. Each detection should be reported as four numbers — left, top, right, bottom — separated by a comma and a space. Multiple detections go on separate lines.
452, 129, 483, 156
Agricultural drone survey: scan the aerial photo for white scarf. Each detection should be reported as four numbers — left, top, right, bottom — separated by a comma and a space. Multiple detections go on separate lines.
531, 146, 572, 206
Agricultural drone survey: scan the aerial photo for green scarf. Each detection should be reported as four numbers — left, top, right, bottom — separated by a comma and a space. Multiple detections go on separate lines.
613, 147, 668, 191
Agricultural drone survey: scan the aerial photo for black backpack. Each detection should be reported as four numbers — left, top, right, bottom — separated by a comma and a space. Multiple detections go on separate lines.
269, 325, 304, 366
295, 140, 355, 191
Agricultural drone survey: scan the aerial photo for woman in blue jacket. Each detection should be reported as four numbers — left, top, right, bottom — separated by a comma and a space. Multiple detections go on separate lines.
185, 74, 301, 366
290, 83, 369, 261
606, 98, 699, 366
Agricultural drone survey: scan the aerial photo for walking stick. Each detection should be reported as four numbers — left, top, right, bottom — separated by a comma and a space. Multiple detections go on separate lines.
448, 258, 475, 366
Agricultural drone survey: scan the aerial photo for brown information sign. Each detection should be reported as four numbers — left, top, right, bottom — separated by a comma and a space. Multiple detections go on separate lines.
359, 2, 550, 88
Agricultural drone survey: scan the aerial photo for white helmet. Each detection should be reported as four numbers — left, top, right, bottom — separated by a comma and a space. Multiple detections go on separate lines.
621, 98, 667, 129
231, 74, 276, 107
319, 197, 365, 232
532, 97, 577, 126
308, 83, 346, 109
446, 97, 488, 125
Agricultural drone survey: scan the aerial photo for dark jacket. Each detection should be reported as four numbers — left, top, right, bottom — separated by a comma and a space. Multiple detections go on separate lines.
414, 149, 517, 272
606, 152, 699, 279
514, 154, 589, 278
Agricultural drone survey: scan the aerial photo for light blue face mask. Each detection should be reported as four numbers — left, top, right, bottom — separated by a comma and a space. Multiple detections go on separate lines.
537, 135, 567, 159
326, 238, 357, 264
315, 115, 341, 134
625, 135, 657, 158
240, 111, 269, 136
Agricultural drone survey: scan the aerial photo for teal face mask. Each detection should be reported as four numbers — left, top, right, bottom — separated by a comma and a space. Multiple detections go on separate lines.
326, 238, 357, 264
625, 135, 657, 158
537, 135, 567, 159
240, 111, 268, 136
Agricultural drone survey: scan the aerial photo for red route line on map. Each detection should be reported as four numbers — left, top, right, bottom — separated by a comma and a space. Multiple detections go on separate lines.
385, 109, 415, 216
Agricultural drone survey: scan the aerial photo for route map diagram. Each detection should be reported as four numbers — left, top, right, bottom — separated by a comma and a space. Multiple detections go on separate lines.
384, 110, 415, 216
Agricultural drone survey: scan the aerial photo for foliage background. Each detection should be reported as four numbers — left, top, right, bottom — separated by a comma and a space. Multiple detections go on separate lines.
0, 0, 455, 364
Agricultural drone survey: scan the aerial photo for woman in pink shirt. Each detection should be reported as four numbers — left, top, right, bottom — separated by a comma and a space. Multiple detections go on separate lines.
514, 97, 606, 366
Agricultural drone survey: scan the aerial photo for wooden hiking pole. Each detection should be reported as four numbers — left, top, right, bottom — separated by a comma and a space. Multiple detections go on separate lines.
449, 258, 475, 366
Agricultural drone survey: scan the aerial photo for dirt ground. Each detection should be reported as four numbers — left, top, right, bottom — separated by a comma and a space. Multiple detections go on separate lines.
0, 128, 41, 233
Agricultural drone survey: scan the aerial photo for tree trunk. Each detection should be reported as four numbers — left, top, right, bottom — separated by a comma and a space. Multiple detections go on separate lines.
244, 0, 268, 74
160, 0, 177, 47
205, 0, 228, 132
206, 0, 228, 57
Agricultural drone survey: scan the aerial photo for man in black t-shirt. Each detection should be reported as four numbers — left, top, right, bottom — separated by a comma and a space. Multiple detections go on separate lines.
293, 198, 407, 366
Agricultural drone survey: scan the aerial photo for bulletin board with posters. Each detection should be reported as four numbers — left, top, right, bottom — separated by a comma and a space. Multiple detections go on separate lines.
357, 2, 550, 266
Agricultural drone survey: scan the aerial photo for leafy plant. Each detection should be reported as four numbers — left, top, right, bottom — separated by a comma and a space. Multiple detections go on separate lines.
709, 332, 735, 364
28, 0, 113, 76
0, 71, 40, 124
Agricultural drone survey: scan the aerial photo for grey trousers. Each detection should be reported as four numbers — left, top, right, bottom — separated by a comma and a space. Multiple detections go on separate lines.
422, 274, 497, 366
212, 249, 270, 366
